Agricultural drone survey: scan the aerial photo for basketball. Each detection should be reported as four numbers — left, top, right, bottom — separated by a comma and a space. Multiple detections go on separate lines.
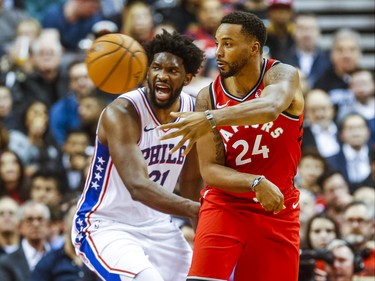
86, 33, 148, 94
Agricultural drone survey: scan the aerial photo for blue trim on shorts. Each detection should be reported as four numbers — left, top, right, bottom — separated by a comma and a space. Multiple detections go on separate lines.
80, 239, 122, 281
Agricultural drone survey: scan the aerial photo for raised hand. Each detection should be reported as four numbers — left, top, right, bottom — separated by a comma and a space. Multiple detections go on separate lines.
158, 111, 212, 155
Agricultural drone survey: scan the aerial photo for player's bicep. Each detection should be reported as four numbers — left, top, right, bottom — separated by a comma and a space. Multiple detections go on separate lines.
262, 63, 300, 112
100, 101, 149, 185
194, 86, 211, 112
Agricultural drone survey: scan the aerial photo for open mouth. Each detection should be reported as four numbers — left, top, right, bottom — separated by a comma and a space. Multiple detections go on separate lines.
155, 84, 172, 101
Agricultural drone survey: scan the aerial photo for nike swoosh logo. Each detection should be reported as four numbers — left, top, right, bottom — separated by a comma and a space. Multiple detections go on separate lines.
216, 101, 230, 109
292, 201, 299, 209
143, 126, 156, 132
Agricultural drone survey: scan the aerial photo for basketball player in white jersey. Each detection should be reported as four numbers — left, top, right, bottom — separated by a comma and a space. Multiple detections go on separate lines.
71, 30, 205, 281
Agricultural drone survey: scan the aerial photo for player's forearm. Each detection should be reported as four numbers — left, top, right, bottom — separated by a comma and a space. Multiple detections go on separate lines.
129, 180, 200, 219
201, 163, 257, 193
211, 98, 280, 127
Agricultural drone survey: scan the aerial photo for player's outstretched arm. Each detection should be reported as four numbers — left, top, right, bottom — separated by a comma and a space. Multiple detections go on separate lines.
159, 63, 303, 154
99, 99, 200, 219
195, 89, 285, 213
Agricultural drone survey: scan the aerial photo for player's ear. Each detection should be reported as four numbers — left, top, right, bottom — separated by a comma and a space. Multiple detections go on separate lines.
250, 42, 260, 55
183, 73, 193, 86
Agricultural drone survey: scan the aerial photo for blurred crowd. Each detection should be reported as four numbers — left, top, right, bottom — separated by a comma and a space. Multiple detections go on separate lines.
0, 0, 374, 280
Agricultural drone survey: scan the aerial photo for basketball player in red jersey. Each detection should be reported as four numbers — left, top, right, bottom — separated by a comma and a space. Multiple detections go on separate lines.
159, 11, 305, 281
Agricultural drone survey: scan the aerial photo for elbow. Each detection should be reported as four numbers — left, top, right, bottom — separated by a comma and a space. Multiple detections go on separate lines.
261, 105, 279, 122
266, 110, 279, 121
200, 167, 217, 187
126, 180, 148, 203
266, 100, 285, 121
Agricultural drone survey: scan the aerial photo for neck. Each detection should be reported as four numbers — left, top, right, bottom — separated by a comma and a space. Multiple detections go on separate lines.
222, 57, 263, 98
27, 239, 46, 252
145, 89, 181, 124
0, 232, 19, 246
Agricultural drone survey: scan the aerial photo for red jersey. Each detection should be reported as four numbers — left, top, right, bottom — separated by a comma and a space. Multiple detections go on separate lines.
209, 58, 304, 199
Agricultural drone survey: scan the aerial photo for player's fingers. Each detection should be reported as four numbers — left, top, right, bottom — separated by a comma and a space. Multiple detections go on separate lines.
169, 136, 189, 154
158, 122, 181, 131
169, 111, 186, 118
273, 204, 286, 214
182, 143, 194, 156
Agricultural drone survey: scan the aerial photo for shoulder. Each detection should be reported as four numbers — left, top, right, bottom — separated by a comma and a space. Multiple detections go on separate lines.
98, 96, 141, 144
0, 247, 23, 265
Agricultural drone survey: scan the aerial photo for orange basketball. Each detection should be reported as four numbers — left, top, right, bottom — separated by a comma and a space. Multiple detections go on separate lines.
86, 33, 148, 94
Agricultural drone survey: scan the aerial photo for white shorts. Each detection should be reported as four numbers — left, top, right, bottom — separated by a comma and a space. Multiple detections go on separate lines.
72, 218, 192, 281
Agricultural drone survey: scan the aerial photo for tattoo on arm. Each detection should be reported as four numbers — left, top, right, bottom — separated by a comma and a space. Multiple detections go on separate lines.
195, 98, 209, 112
266, 64, 297, 85
213, 129, 225, 164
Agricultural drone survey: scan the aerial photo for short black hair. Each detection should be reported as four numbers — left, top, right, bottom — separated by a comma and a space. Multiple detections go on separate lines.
30, 168, 63, 193
221, 11, 267, 51
144, 30, 205, 76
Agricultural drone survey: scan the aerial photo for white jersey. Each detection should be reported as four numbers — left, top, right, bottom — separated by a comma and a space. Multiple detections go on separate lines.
74, 88, 194, 234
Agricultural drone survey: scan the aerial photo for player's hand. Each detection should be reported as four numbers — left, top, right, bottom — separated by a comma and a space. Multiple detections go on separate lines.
158, 111, 212, 155
254, 178, 285, 214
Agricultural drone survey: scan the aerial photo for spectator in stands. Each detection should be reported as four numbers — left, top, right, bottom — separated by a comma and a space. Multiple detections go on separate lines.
78, 94, 107, 145
0, 123, 9, 152
317, 171, 353, 227
302, 89, 340, 159
29, 168, 62, 208
0, 201, 51, 281
341, 201, 375, 277
41, 0, 103, 52
299, 188, 318, 248
155, 0, 198, 34
24, 0, 65, 21
0, 197, 20, 256
4, 18, 42, 81
185, 0, 224, 79
121, 0, 154, 45
314, 28, 362, 121
240, 0, 268, 20
0, 86, 17, 130
49, 60, 96, 147
284, 13, 331, 88
0, 0, 29, 57
30, 204, 101, 281
295, 147, 328, 195
326, 113, 371, 193
340, 69, 375, 145
28, 168, 65, 250
304, 212, 341, 250
8, 100, 62, 177
265, 0, 295, 60
0, 150, 27, 204
11, 32, 69, 124
353, 186, 375, 210
363, 145, 375, 187
299, 212, 341, 281
316, 239, 363, 281
61, 130, 91, 193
